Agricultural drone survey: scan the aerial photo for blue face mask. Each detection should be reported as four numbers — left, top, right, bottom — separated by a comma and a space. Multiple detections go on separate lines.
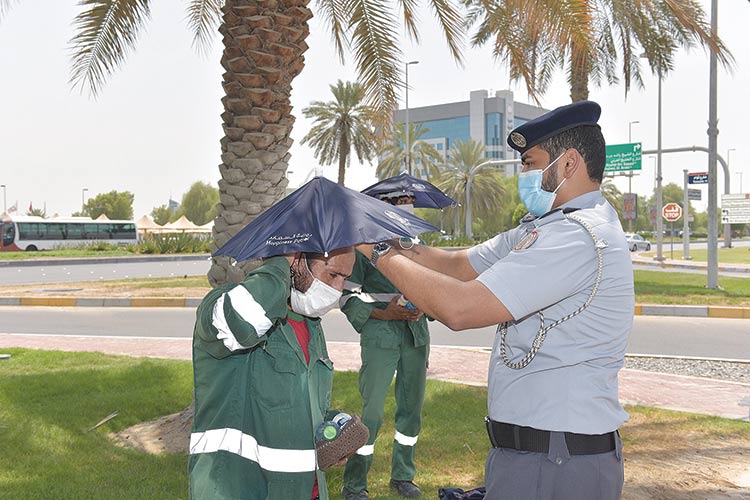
517, 152, 567, 217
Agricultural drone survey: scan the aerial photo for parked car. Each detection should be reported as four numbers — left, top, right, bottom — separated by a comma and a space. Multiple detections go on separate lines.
624, 233, 651, 252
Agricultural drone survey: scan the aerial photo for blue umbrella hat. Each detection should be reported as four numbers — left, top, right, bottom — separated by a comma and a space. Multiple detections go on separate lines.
360, 172, 457, 209
213, 177, 440, 262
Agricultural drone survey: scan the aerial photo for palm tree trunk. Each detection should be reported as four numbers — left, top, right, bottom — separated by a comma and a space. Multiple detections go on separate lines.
337, 134, 348, 185
569, 41, 589, 102
208, 0, 313, 286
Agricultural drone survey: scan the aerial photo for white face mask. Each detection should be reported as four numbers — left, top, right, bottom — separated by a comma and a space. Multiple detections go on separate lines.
289, 256, 342, 318
397, 203, 415, 214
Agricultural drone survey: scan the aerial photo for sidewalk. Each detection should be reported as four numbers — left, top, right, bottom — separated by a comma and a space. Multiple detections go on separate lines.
1, 333, 748, 421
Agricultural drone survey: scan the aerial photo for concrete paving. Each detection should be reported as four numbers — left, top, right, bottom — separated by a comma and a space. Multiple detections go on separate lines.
1, 333, 748, 422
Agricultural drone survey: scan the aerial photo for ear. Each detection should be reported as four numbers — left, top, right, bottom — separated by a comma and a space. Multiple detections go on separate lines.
562, 149, 582, 178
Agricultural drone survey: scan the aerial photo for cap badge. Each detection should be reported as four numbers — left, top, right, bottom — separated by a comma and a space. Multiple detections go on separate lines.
512, 230, 538, 251
510, 132, 527, 148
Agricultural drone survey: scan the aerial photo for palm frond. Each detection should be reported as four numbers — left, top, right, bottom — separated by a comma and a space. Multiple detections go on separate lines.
315, 0, 350, 63
0, 0, 17, 21
185, 0, 222, 56
397, 0, 421, 42
69, 0, 152, 96
662, 0, 733, 69
348, 0, 402, 131
427, 0, 464, 63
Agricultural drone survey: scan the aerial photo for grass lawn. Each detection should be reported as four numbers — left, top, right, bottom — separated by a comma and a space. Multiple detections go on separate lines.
634, 270, 750, 305
0, 249, 134, 260
1, 349, 748, 499
641, 246, 750, 264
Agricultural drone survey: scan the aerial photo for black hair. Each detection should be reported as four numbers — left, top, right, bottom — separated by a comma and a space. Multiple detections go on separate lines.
537, 125, 606, 183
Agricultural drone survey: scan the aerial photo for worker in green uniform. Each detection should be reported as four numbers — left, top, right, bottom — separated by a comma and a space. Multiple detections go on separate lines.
341, 193, 429, 500
189, 247, 355, 500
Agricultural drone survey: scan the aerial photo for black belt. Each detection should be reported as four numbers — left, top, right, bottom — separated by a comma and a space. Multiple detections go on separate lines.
485, 418, 616, 456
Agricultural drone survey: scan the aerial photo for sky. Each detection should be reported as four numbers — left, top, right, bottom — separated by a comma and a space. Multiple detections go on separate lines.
0, 0, 748, 219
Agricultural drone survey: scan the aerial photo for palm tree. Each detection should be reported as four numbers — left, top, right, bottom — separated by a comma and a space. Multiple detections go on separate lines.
465, 0, 732, 102
376, 123, 442, 181
436, 139, 505, 237
0, 0, 465, 285
301, 80, 376, 186
601, 177, 623, 218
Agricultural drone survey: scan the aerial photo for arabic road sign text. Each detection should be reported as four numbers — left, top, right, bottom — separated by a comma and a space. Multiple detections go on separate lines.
605, 143, 642, 172
688, 172, 708, 184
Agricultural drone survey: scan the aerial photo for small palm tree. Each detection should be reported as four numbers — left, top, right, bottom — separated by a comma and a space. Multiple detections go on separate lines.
436, 139, 505, 237
301, 80, 377, 186
376, 123, 442, 181
465, 0, 732, 102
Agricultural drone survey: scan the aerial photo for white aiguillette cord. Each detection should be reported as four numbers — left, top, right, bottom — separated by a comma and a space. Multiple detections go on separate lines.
498, 214, 607, 370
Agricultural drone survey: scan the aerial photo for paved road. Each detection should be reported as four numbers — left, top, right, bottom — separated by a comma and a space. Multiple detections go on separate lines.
0, 258, 211, 285
1, 307, 748, 360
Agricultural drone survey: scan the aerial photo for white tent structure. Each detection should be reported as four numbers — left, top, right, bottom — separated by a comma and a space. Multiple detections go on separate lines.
162, 215, 200, 233
135, 215, 163, 237
95, 213, 110, 220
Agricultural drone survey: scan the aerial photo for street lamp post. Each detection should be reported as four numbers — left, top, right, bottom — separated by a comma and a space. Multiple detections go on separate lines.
81, 188, 88, 214
465, 158, 520, 239
706, 0, 720, 288
627, 120, 640, 231
0, 184, 5, 214
404, 60, 419, 176
640, 53, 665, 261
655, 73, 665, 261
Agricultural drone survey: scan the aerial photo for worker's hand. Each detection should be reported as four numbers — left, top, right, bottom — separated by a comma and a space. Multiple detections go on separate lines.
372, 297, 423, 321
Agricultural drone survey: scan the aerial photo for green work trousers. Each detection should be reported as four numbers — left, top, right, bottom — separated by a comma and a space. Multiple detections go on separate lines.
343, 328, 428, 493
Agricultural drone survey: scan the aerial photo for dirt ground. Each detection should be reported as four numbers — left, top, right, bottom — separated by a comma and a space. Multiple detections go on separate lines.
112, 408, 750, 499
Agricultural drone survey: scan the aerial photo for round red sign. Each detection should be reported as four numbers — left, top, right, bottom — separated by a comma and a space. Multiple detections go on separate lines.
662, 202, 682, 222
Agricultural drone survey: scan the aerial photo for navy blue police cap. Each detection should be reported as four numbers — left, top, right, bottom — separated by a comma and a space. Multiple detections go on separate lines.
507, 100, 601, 154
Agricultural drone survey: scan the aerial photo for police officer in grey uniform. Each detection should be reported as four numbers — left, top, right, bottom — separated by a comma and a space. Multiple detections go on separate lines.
355, 100, 634, 500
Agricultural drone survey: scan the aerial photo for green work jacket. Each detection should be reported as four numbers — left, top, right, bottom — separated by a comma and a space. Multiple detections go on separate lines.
189, 257, 335, 500
341, 252, 429, 349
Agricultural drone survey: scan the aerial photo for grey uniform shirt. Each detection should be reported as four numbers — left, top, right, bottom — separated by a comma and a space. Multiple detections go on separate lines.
467, 191, 634, 434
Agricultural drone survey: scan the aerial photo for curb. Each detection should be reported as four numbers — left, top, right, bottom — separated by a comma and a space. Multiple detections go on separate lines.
0, 254, 210, 268
631, 257, 750, 274
0, 296, 749, 318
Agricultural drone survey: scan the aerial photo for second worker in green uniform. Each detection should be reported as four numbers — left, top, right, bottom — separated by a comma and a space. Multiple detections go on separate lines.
341, 192, 429, 500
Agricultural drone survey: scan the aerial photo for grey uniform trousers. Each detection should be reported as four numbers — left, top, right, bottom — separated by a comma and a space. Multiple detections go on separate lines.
484, 431, 624, 500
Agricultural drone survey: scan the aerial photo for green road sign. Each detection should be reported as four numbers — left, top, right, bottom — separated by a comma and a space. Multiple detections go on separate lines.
605, 142, 642, 172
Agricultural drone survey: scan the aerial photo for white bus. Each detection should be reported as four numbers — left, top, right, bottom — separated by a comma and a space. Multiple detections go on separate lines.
0, 215, 137, 252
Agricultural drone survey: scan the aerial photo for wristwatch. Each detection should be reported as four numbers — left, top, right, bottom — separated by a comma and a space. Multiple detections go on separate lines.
370, 242, 392, 268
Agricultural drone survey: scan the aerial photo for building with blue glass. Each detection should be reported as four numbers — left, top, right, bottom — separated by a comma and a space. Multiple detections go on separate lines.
393, 89, 548, 177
